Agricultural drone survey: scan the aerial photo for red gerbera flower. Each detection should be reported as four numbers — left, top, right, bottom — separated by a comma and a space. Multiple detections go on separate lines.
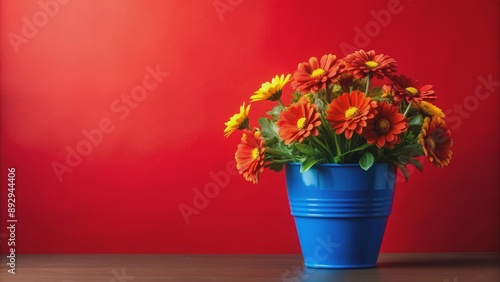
393, 74, 436, 103
343, 49, 397, 79
326, 91, 377, 139
362, 102, 408, 149
290, 54, 343, 94
418, 116, 453, 167
277, 99, 322, 145
235, 128, 266, 183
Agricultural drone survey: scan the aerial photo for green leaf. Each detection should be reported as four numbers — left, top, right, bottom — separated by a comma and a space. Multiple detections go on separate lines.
393, 143, 423, 157
359, 152, 374, 171
300, 158, 321, 173
268, 163, 284, 172
409, 158, 423, 172
367, 86, 383, 99
291, 91, 302, 103
263, 136, 280, 147
294, 143, 317, 156
409, 114, 424, 126
258, 117, 279, 141
340, 143, 371, 156
331, 83, 342, 93
313, 95, 327, 112
264, 147, 293, 159
266, 104, 284, 121
327, 84, 343, 102
397, 163, 410, 181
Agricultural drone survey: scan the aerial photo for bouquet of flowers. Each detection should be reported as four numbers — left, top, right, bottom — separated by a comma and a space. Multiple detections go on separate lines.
224, 49, 453, 184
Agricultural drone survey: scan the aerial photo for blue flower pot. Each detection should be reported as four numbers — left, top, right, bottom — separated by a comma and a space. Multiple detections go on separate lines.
285, 163, 396, 269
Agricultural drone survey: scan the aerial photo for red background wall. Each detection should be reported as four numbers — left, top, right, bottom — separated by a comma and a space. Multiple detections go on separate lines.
0, 0, 498, 254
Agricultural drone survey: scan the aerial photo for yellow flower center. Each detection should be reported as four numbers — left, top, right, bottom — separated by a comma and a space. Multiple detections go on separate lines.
405, 87, 419, 96
345, 107, 360, 119
426, 137, 436, 151
365, 61, 379, 69
251, 148, 260, 160
311, 68, 326, 79
296, 117, 307, 129
376, 119, 391, 134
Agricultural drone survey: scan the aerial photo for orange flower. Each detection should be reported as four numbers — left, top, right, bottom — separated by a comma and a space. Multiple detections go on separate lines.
343, 49, 397, 79
412, 101, 445, 118
381, 84, 399, 106
290, 54, 343, 94
418, 116, 453, 167
362, 102, 408, 149
277, 99, 321, 145
393, 75, 436, 103
235, 128, 266, 183
326, 91, 377, 139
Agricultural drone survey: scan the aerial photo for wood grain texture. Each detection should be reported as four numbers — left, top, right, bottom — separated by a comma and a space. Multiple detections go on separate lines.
0, 253, 499, 282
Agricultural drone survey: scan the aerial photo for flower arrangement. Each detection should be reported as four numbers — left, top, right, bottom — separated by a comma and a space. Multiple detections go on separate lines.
224, 50, 453, 184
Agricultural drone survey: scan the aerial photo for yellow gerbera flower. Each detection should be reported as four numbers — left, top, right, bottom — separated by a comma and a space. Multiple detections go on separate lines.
250, 74, 291, 102
224, 102, 251, 138
413, 101, 445, 118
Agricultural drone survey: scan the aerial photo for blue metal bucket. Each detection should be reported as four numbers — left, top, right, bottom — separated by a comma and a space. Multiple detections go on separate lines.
285, 163, 396, 269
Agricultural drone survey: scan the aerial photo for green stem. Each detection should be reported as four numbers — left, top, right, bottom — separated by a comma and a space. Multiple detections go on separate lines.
278, 99, 286, 109
333, 133, 343, 163
377, 148, 383, 159
264, 147, 294, 159
318, 114, 337, 160
348, 134, 361, 158
403, 101, 413, 117
338, 143, 372, 157
265, 159, 292, 165
325, 85, 333, 103
365, 74, 371, 94
311, 135, 335, 162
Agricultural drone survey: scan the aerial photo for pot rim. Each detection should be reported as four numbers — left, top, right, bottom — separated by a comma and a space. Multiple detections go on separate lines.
285, 162, 393, 167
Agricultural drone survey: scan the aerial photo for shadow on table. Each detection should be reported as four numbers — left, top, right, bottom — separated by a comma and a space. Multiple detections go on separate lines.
288, 254, 500, 282
292, 267, 382, 282
376, 253, 500, 268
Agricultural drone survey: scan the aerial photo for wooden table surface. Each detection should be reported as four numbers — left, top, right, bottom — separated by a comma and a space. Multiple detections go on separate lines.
0, 253, 498, 282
